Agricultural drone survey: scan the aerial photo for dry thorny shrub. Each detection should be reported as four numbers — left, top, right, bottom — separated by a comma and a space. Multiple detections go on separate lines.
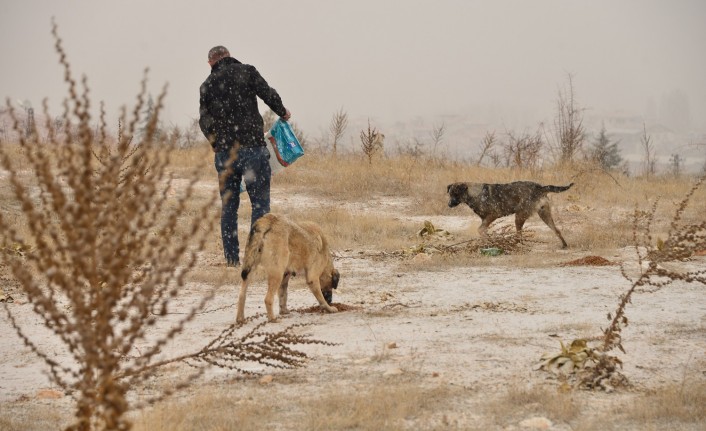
332, 220, 538, 263
540, 175, 705, 391
0, 23, 330, 431
375, 223, 538, 260
439, 225, 539, 255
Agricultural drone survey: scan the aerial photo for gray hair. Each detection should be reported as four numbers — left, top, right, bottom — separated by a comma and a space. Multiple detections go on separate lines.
208, 46, 230, 62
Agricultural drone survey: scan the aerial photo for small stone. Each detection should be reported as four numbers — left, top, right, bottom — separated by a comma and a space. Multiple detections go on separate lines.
36, 389, 63, 399
387, 342, 398, 349
259, 375, 274, 385
412, 253, 432, 263
518, 416, 552, 429
383, 368, 403, 377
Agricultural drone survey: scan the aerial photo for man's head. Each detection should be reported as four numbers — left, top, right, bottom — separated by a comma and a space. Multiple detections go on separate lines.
207, 46, 230, 66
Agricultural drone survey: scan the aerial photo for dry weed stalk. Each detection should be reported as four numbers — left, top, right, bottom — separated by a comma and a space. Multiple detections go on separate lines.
601, 175, 706, 352
538, 176, 705, 391
581, 175, 705, 390
91, 119, 144, 185
0, 23, 329, 431
553, 73, 586, 164
329, 107, 348, 156
178, 320, 334, 373
120, 318, 337, 409
360, 119, 381, 164
0, 22, 212, 431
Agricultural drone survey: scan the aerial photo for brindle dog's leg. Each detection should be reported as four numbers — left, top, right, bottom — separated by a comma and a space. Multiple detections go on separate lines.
478, 216, 497, 237
538, 204, 568, 248
514, 212, 531, 241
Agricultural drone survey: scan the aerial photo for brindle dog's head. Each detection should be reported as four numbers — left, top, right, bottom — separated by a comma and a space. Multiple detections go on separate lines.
447, 183, 468, 208
320, 268, 340, 305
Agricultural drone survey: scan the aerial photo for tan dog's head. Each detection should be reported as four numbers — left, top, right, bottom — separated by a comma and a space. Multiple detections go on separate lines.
320, 268, 340, 305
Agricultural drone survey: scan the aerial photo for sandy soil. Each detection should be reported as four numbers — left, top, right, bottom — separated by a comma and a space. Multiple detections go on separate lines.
1, 188, 705, 430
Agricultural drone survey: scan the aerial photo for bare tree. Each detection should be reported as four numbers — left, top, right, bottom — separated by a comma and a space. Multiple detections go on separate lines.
182, 118, 202, 149
553, 73, 585, 164
430, 122, 445, 158
0, 117, 8, 142
394, 137, 425, 159
19, 102, 36, 139
503, 128, 543, 170
640, 122, 656, 177
476, 131, 497, 166
329, 107, 348, 156
168, 124, 183, 148
669, 153, 683, 177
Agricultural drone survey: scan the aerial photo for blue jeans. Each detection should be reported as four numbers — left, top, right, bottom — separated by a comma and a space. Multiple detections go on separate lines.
214, 145, 271, 265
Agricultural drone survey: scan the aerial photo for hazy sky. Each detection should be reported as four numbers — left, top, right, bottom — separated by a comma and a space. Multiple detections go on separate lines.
1, 0, 705, 137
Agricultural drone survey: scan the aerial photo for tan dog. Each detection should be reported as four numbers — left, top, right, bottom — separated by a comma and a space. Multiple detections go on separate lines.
447, 181, 573, 248
237, 213, 340, 323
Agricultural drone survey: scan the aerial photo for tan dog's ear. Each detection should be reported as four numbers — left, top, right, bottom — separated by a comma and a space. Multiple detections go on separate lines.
331, 269, 340, 289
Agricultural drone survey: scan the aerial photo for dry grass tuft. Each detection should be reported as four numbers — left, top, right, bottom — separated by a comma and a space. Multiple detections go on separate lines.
131, 380, 455, 431
300, 381, 452, 430
485, 382, 582, 425
283, 206, 419, 251
131, 389, 267, 431
0, 403, 73, 431
624, 380, 706, 425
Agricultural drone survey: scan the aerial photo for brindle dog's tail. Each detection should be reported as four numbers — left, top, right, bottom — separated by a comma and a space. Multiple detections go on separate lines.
542, 182, 574, 194
240, 216, 273, 281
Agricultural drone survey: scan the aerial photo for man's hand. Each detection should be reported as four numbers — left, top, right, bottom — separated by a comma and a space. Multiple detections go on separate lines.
281, 109, 291, 121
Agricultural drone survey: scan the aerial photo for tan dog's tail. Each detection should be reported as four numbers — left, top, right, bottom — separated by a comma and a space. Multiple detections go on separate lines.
240, 216, 273, 281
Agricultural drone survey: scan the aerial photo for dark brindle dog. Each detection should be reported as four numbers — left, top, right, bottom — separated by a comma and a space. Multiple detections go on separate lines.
447, 181, 574, 248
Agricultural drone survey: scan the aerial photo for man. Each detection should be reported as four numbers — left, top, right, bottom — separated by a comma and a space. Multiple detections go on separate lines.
199, 45, 291, 266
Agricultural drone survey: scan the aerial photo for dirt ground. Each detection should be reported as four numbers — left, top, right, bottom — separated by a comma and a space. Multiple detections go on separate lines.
1, 187, 705, 430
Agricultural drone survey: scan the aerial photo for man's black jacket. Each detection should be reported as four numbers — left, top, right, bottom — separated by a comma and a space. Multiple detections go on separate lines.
199, 57, 287, 152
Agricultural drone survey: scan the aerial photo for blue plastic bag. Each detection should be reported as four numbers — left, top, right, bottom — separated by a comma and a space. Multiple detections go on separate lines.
268, 119, 304, 167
